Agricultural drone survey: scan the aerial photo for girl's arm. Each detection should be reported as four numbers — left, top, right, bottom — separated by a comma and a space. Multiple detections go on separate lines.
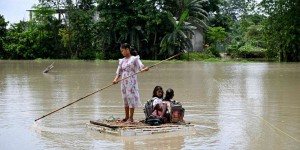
113, 75, 120, 84
135, 56, 149, 72
114, 59, 123, 84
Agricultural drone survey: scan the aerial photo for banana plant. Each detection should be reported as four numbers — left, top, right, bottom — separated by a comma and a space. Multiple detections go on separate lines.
160, 10, 196, 56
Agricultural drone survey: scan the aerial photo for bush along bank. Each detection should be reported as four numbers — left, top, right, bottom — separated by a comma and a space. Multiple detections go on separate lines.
181, 52, 218, 61
226, 44, 277, 61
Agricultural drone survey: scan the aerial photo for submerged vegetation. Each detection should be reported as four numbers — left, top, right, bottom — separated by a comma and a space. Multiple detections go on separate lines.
0, 0, 299, 62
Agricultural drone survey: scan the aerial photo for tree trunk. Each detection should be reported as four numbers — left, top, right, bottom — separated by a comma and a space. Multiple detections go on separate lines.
153, 32, 157, 60
280, 48, 287, 62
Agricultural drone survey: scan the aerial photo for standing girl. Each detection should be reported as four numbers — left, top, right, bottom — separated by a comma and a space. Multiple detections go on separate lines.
113, 43, 148, 123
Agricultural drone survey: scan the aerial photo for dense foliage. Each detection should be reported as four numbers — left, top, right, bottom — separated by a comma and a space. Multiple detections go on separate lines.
0, 0, 299, 61
261, 0, 300, 61
0, 0, 210, 60
0, 15, 9, 59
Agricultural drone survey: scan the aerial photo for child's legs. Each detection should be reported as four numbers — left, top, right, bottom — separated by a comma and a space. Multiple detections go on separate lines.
124, 106, 129, 119
129, 108, 134, 121
122, 95, 129, 120
152, 104, 164, 117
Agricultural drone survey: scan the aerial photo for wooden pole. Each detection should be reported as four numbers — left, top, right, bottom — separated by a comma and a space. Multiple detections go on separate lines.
34, 51, 184, 122
43, 62, 54, 73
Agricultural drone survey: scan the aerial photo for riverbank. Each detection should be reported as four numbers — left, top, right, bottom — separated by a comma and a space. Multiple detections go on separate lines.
1, 52, 277, 63
30, 58, 274, 64
30, 58, 270, 63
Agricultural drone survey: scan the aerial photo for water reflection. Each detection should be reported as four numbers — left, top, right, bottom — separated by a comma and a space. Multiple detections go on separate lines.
214, 64, 267, 149
87, 130, 188, 150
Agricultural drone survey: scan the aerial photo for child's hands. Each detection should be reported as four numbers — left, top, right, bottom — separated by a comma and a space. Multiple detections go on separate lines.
113, 75, 120, 84
113, 80, 118, 84
141, 67, 149, 72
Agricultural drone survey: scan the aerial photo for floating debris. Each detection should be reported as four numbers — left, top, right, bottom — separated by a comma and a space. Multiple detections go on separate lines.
43, 62, 54, 73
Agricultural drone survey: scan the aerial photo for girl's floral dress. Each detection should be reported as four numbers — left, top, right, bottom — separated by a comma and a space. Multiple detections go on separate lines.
116, 56, 144, 108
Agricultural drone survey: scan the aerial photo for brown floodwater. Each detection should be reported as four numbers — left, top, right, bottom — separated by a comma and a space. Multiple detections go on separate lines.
0, 60, 299, 149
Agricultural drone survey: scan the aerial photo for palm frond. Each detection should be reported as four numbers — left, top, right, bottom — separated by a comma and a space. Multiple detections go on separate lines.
176, 9, 189, 31
178, 30, 188, 39
188, 16, 209, 30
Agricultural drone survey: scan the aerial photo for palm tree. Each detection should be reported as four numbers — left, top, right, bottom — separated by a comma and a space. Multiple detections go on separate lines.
160, 0, 208, 56
185, 0, 209, 30
172, 0, 209, 30
160, 10, 196, 55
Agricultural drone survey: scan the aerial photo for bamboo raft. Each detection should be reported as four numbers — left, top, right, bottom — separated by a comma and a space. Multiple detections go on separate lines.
86, 119, 195, 136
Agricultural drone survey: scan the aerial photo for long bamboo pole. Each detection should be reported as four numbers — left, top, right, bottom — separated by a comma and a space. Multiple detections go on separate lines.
34, 51, 184, 122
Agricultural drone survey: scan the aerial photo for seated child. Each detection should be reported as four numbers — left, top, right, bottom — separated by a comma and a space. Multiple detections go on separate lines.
163, 88, 175, 110
151, 86, 167, 120
163, 88, 185, 123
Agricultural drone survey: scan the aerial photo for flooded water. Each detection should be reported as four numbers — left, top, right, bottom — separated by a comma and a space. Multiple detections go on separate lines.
0, 60, 300, 149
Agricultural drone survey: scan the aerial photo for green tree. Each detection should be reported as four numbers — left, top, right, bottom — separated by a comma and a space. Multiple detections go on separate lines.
39, 0, 96, 59
136, 0, 172, 59
209, 0, 257, 31
0, 15, 8, 37
4, 22, 34, 59
62, 0, 95, 59
261, 0, 300, 62
95, 0, 172, 59
207, 0, 267, 58
229, 13, 265, 50
95, 0, 142, 59
70, 4, 95, 58
31, 4, 64, 58
0, 15, 9, 59
4, 4, 65, 59
243, 24, 265, 48
207, 27, 226, 44
206, 26, 226, 57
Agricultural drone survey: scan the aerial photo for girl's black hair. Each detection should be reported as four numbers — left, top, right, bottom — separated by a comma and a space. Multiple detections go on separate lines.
152, 86, 164, 98
120, 43, 138, 56
129, 47, 138, 56
164, 88, 174, 101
